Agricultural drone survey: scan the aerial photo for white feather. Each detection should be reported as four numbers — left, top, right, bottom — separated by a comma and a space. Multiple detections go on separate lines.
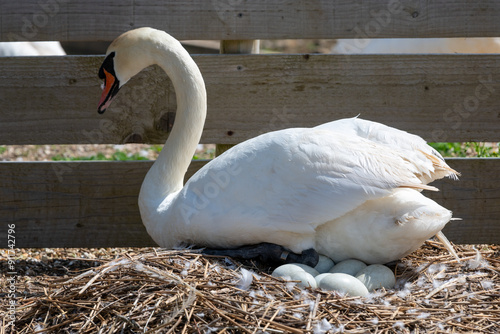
467, 248, 486, 269
313, 319, 332, 334
332, 324, 345, 333
481, 280, 494, 290
286, 281, 297, 291
417, 312, 431, 319
33, 324, 46, 334
235, 268, 253, 291
396, 282, 412, 299
392, 321, 406, 330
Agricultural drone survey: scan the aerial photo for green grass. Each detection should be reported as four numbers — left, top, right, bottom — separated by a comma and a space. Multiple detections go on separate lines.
148, 145, 163, 154
146, 144, 215, 160
42, 142, 499, 162
428, 142, 467, 157
51, 151, 149, 162
193, 147, 215, 160
49, 145, 215, 162
0, 146, 6, 155
469, 142, 499, 157
429, 142, 499, 158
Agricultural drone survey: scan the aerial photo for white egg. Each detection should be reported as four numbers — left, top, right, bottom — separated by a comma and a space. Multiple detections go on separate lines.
272, 263, 319, 278
272, 264, 304, 278
273, 263, 320, 277
329, 259, 367, 276
314, 255, 335, 273
271, 264, 318, 288
355, 264, 396, 291
314, 273, 332, 285
318, 273, 369, 297
293, 263, 320, 277
288, 271, 318, 289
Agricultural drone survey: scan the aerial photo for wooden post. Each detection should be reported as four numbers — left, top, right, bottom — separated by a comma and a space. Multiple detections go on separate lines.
220, 40, 260, 54
216, 40, 260, 156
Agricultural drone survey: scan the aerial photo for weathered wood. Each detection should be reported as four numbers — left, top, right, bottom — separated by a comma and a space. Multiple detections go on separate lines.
1, 54, 499, 145
428, 158, 500, 244
0, 160, 208, 248
216, 40, 260, 156
0, 158, 498, 248
2, 1, 500, 41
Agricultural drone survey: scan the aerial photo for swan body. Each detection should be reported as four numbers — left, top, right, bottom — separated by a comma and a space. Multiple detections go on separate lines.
332, 38, 500, 54
0, 41, 65, 56
98, 28, 459, 264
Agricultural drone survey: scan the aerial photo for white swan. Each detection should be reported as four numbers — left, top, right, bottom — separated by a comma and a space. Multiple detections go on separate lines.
98, 28, 459, 264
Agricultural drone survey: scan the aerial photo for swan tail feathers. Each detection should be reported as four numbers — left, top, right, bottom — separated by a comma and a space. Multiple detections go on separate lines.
419, 150, 460, 180
435, 231, 461, 262
399, 183, 439, 192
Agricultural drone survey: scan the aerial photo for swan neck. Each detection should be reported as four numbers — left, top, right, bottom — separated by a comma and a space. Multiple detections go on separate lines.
141, 39, 206, 204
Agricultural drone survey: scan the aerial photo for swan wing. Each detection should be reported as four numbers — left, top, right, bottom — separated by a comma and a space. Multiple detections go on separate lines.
315, 117, 459, 184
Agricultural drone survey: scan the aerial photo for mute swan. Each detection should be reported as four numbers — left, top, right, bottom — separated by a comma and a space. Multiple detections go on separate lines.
98, 28, 459, 265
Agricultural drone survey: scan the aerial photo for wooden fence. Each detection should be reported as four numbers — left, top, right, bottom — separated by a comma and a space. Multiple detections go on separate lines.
1, 0, 499, 247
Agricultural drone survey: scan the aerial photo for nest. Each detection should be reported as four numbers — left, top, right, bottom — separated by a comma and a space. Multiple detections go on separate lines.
2, 242, 499, 333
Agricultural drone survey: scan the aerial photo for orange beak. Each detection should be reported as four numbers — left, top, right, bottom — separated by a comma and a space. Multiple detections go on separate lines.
98, 69, 120, 114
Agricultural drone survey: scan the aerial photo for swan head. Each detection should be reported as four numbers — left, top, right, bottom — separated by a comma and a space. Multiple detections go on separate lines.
97, 27, 160, 113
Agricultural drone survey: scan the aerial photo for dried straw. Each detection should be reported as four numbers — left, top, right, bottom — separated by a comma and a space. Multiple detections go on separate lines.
2, 242, 499, 333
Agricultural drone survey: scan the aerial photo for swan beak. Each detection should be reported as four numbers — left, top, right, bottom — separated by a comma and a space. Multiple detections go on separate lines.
98, 68, 121, 114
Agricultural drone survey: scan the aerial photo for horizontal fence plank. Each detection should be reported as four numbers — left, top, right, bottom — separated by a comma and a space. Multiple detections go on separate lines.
0, 160, 208, 248
2, 1, 500, 41
0, 158, 498, 248
1, 54, 499, 145
427, 158, 500, 244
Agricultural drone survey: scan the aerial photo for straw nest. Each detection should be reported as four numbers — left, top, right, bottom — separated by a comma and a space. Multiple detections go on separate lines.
2, 242, 499, 333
